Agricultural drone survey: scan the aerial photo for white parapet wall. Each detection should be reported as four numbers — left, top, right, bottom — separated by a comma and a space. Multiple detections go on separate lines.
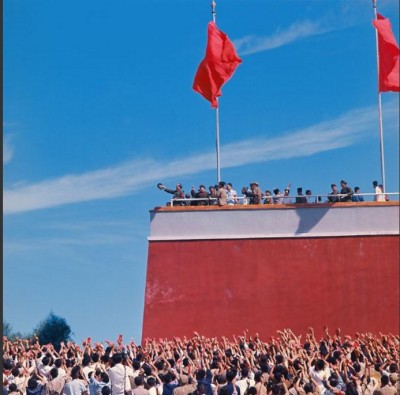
149, 202, 400, 241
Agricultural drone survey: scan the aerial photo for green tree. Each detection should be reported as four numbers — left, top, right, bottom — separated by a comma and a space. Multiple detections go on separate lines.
3, 321, 27, 341
34, 312, 72, 350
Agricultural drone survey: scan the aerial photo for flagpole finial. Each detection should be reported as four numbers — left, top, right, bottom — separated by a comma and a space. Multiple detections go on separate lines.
211, 1, 216, 23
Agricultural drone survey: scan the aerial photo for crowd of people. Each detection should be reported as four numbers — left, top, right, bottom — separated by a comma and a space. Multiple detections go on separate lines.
3, 328, 399, 395
157, 181, 389, 207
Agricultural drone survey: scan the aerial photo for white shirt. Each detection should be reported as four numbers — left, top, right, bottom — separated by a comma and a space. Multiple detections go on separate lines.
226, 189, 238, 205
108, 364, 126, 395
309, 366, 330, 395
374, 186, 385, 202
63, 379, 88, 395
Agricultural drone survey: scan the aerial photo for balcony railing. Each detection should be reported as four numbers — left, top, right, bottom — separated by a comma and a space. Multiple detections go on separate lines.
169, 192, 399, 207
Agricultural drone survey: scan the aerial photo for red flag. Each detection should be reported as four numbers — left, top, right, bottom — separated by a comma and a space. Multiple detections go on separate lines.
372, 14, 400, 92
193, 22, 242, 108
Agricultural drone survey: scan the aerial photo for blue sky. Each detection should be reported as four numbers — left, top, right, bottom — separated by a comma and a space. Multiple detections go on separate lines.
4, 0, 399, 343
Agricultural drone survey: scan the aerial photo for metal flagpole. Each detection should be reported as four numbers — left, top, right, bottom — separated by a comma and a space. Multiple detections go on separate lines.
211, 0, 221, 183
372, 0, 386, 192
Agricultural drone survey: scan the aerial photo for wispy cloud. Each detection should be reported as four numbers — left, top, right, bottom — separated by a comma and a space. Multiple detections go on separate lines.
3, 100, 398, 216
234, 19, 334, 56
3, 135, 14, 165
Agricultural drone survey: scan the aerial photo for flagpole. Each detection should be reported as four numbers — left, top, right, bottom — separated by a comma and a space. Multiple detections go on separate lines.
372, 0, 386, 192
211, 0, 221, 183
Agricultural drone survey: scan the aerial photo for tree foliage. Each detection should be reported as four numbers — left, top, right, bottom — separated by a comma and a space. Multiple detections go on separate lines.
33, 312, 72, 350
3, 321, 28, 341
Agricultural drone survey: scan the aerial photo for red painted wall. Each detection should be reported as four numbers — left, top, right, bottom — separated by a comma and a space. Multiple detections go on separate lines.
142, 236, 399, 341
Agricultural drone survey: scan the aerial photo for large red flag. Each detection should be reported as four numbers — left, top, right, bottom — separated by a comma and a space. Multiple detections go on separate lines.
372, 14, 400, 92
193, 22, 242, 108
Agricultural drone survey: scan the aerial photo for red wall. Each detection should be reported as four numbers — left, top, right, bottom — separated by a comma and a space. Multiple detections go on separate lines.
142, 236, 399, 341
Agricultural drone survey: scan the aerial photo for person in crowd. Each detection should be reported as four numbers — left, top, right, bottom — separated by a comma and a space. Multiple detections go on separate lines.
282, 188, 293, 204
47, 367, 67, 395
352, 187, 364, 202
191, 185, 210, 206
132, 377, 149, 395
3, 329, 400, 395
243, 182, 262, 205
107, 354, 126, 395
328, 184, 340, 203
63, 366, 88, 395
263, 190, 273, 205
372, 181, 384, 202
379, 185, 390, 202
305, 190, 315, 204
206, 186, 218, 205
272, 189, 284, 204
295, 187, 307, 204
158, 183, 186, 206
217, 182, 227, 206
226, 183, 238, 205
339, 180, 353, 202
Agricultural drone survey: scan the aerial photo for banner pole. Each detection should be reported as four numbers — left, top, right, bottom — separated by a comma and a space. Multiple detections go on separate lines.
211, 0, 221, 183
372, 0, 386, 192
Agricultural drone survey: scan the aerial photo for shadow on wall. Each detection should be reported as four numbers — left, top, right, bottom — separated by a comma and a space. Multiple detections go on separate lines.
295, 206, 330, 235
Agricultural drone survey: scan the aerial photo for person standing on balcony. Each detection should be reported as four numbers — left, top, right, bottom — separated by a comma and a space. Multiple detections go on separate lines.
339, 180, 353, 202
373, 181, 385, 202
217, 182, 227, 206
226, 183, 238, 205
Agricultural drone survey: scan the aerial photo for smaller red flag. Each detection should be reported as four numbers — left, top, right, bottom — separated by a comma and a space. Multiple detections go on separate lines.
372, 14, 400, 93
193, 22, 242, 108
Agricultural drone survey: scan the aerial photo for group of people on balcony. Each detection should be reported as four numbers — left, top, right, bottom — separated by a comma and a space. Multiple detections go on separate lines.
157, 180, 388, 207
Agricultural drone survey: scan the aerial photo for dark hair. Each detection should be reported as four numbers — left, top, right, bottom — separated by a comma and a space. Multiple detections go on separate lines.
82, 354, 91, 366
163, 373, 172, 384
167, 359, 175, 368
247, 387, 257, 395
100, 372, 109, 384
101, 387, 111, 395
101, 355, 110, 364
112, 353, 123, 365
54, 359, 62, 368
381, 376, 389, 386
92, 353, 100, 363
196, 369, 206, 381
218, 387, 229, 395
42, 356, 50, 366
315, 359, 325, 371
303, 383, 313, 393
11, 367, 20, 377
8, 384, 18, 392
132, 360, 141, 370
71, 365, 82, 380
142, 364, 152, 376
345, 382, 359, 395
226, 369, 236, 382
134, 376, 144, 387
215, 375, 227, 385
373, 181, 378, 187
275, 355, 284, 364
254, 371, 262, 383
273, 384, 285, 395
50, 367, 59, 379
147, 377, 156, 387
27, 378, 38, 390
155, 361, 164, 371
